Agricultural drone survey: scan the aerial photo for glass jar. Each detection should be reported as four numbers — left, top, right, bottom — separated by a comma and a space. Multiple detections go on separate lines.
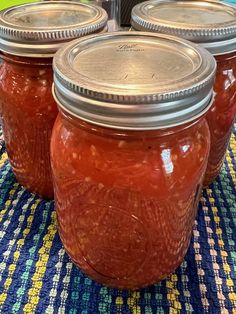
131, 0, 236, 186
81, 0, 120, 31
204, 52, 236, 185
0, 1, 108, 199
51, 32, 216, 289
0, 55, 56, 198
42, 0, 120, 31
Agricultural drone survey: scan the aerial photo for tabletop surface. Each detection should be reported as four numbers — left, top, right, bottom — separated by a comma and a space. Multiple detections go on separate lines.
0, 125, 236, 314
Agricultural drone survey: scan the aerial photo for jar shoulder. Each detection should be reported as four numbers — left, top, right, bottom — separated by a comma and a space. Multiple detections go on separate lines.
51, 116, 210, 197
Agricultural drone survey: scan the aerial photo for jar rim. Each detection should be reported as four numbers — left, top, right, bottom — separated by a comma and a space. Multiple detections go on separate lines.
53, 83, 215, 130
53, 32, 216, 129
52, 31, 216, 130
0, 1, 108, 57
131, 0, 236, 55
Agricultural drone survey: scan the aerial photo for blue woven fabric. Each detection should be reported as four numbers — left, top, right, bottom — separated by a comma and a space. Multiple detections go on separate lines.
0, 126, 236, 313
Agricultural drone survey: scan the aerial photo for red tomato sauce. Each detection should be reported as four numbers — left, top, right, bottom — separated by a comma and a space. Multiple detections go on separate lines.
51, 112, 210, 289
204, 52, 236, 185
0, 54, 58, 198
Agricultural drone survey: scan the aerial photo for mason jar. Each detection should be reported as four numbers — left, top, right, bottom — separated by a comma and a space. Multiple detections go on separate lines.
80, 0, 120, 31
41, 0, 120, 31
0, 1, 108, 198
51, 32, 216, 289
131, 0, 236, 186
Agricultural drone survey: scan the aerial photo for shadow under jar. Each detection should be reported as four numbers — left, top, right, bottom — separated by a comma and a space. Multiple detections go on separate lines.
131, 0, 236, 186
51, 31, 216, 289
0, 1, 108, 199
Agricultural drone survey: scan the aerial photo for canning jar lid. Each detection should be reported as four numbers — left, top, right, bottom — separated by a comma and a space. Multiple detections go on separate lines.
53, 31, 216, 130
131, 0, 236, 55
0, 1, 108, 57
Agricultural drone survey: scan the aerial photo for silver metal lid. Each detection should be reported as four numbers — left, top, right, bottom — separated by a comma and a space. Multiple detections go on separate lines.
131, 0, 236, 55
53, 31, 216, 130
0, 1, 108, 57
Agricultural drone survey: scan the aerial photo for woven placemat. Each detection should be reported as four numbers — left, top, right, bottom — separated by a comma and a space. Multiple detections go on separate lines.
0, 125, 235, 314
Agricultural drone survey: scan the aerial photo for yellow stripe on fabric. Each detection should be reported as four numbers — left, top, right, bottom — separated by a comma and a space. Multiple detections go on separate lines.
115, 292, 123, 314
0, 190, 32, 284
45, 248, 71, 314
0, 182, 19, 224
128, 291, 141, 314
179, 261, 193, 313
207, 189, 236, 310
196, 199, 211, 312
23, 211, 57, 314
0, 152, 8, 168
0, 151, 19, 222
166, 274, 181, 314
0, 198, 40, 307
227, 135, 236, 187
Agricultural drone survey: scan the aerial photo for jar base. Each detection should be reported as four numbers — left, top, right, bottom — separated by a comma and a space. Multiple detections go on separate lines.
68, 252, 186, 290
61, 234, 189, 290
16, 175, 54, 200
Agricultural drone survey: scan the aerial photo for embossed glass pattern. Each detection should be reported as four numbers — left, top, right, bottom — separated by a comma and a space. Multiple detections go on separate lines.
51, 32, 215, 289
51, 112, 210, 289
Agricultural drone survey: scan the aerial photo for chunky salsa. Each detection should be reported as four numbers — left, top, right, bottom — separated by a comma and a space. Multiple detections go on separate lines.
51, 112, 210, 289
0, 54, 58, 198
204, 52, 236, 185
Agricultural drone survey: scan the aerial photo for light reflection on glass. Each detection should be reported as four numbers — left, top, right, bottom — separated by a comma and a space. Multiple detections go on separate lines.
182, 144, 190, 153
161, 148, 173, 174
223, 69, 236, 90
